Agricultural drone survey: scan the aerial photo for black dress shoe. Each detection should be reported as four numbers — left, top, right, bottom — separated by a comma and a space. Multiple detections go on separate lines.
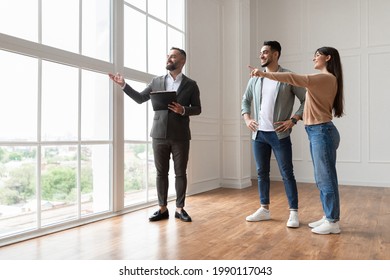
149, 209, 169, 221
175, 209, 192, 222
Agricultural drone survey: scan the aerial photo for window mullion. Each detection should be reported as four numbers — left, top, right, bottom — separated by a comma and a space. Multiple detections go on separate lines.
79, 0, 83, 55
77, 69, 82, 219
112, 0, 125, 212
37, 59, 42, 230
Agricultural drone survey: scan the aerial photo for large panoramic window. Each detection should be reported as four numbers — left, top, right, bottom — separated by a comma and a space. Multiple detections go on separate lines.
0, 0, 186, 245
0, 0, 112, 242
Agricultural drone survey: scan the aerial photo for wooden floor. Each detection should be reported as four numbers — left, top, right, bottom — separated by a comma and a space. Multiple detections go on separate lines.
0, 181, 389, 260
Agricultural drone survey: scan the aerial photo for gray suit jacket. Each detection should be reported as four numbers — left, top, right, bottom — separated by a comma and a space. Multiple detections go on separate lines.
123, 74, 201, 140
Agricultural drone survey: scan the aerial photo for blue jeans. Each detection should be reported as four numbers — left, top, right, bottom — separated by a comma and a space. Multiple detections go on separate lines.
252, 131, 298, 209
305, 122, 340, 222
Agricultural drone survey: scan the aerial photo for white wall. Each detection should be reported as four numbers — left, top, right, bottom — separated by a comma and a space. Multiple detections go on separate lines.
251, 0, 390, 187
186, 0, 223, 195
186, 0, 253, 195
186, 0, 390, 194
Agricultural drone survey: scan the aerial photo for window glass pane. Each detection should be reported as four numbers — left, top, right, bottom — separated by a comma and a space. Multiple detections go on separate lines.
81, 145, 110, 216
168, 159, 176, 197
0, 51, 38, 142
148, 18, 167, 75
41, 146, 78, 226
146, 143, 157, 201
124, 143, 148, 206
168, 0, 184, 30
168, 27, 184, 51
0, 146, 37, 238
82, 0, 111, 61
81, 70, 110, 141
42, 0, 79, 53
145, 150, 174, 203
125, 0, 146, 11
148, 0, 166, 21
124, 7, 146, 72
41, 61, 78, 141
0, 0, 38, 42
124, 81, 148, 141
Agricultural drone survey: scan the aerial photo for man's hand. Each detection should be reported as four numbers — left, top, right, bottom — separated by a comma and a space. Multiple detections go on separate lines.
168, 102, 185, 115
274, 119, 295, 132
108, 72, 125, 87
245, 118, 259, 132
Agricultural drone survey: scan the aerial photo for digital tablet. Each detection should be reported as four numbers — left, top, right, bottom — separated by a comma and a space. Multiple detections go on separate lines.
149, 91, 177, 111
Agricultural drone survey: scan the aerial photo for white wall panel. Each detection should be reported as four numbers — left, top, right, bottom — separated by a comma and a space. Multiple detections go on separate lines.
241, 139, 252, 178
221, 3, 240, 120
187, 0, 222, 193
335, 54, 361, 163
222, 139, 240, 178
256, 0, 303, 55
307, 0, 361, 50
368, 52, 390, 163
187, 0, 221, 120
368, 0, 390, 46
190, 140, 220, 182
190, 118, 219, 136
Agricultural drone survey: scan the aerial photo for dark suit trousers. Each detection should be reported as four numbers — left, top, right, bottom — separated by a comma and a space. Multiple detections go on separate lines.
152, 138, 190, 208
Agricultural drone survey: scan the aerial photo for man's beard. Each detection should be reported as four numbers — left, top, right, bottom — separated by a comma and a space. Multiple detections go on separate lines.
261, 60, 270, 68
166, 62, 177, 71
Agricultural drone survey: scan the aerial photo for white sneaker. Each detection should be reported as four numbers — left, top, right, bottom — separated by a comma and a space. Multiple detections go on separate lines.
246, 207, 271, 222
308, 216, 326, 228
286, 211, 299, 228
311, 220, 341, 234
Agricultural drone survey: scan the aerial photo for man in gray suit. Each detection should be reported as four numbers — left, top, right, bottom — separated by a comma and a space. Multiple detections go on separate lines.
109, 47, 201, 222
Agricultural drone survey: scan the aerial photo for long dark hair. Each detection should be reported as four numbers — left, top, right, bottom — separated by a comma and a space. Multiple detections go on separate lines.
316, 47, 344, 118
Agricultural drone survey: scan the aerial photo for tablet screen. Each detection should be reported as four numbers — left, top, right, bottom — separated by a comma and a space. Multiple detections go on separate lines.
149, 91, 177, 111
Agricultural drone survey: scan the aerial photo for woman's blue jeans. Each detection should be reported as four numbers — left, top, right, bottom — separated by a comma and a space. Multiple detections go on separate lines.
305, 122, 340, 222
252, 131, 298, 210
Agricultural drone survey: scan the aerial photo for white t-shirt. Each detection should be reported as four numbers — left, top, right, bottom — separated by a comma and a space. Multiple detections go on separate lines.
259, 78, 278, 131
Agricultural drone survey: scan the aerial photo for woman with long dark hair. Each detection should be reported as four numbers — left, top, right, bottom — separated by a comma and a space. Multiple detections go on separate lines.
249, 46, 344, 234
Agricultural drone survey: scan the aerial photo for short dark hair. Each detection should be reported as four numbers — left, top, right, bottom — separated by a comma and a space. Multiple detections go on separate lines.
263, 41, 282, 59
170, 47, 186, 59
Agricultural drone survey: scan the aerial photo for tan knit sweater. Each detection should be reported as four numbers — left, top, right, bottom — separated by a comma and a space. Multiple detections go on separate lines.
260, 72, 337, 125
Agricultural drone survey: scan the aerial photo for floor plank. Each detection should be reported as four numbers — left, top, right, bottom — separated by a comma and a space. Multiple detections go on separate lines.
0, 181, 389, 260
